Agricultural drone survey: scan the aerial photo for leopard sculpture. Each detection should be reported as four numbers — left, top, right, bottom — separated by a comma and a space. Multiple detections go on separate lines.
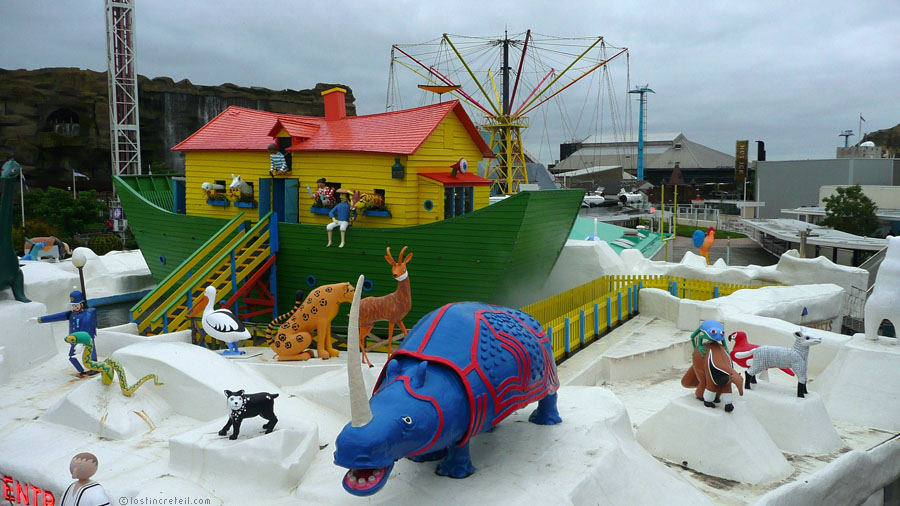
265, 282, 354, 360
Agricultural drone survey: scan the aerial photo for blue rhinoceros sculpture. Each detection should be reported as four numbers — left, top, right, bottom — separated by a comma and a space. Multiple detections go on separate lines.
334, 277, 561, 497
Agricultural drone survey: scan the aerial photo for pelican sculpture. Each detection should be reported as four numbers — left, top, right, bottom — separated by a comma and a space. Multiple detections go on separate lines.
201, 285, 250, 355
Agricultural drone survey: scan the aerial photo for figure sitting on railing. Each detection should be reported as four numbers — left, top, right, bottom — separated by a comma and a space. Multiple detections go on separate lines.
327, 191, 358, 248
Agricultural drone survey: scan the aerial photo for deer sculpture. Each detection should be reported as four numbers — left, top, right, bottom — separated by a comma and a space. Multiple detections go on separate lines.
358, 246, 413, 367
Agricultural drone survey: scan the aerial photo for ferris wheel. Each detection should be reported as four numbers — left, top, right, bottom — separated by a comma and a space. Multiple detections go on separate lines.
388, 30, 632, 195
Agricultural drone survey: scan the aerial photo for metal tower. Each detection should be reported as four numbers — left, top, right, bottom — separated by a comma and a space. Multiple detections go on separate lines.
628, 85, 653, 181
839, 129, 854, 148
106, 0, 142, 177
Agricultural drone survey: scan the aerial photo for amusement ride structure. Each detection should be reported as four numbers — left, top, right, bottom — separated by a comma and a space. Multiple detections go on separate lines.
105, 0, 142, 177
388, 31, 630, 194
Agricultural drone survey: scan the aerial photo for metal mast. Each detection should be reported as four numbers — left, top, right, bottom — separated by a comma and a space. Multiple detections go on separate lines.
482, 30, 529, 195
393, 32, 627, 195
628, 84, 654, 181
106, 0, 142, 178
839, 129, 854, 148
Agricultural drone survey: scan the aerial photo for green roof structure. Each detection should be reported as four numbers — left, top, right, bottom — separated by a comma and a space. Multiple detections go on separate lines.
569, 216, 664, 258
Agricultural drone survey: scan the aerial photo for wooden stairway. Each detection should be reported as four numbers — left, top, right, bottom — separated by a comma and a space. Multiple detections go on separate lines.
130, 212, 279, 335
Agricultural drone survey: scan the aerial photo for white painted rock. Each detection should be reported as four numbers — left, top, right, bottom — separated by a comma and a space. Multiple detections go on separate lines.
289, 365, 381, 419
742, 381, 844, 455
169, 417, 319, 499
18, 261, 80, 313
94, 326, 191, 357
0, 346, 9, 384
816, 335, 900, 431
41, 375, 171, 439
297, 386, 712, 506
0, 300, 59, 376
112, 341, 278, 421
636, 394, 793, 484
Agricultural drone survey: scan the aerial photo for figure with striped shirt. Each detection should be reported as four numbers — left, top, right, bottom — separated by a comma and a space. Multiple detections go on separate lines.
268, 144, 290, 175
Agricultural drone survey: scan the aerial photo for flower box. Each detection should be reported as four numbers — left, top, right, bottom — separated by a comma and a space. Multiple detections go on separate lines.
310, 206, 332, 215
234, 201, 257, 208
363, 210, 391, 217
207, 199, 230, 206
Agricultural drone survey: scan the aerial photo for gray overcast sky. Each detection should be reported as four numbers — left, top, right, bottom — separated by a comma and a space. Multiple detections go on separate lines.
2, 0, 898, 163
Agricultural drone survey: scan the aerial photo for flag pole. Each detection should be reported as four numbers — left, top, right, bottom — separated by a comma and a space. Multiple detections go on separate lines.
859, 113, 862, 144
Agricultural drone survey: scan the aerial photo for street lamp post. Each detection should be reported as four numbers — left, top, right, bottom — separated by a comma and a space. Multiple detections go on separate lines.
72, 249, 88, 303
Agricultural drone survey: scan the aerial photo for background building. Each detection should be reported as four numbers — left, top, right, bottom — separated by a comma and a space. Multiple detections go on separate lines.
755, 158, 900, 219
554, 132, 735, 185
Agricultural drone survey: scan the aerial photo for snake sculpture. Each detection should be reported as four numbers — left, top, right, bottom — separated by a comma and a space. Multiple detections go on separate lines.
65, 331, 164, 397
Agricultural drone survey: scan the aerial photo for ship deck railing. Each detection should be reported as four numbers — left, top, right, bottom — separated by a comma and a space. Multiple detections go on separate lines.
521, 275, 779, 363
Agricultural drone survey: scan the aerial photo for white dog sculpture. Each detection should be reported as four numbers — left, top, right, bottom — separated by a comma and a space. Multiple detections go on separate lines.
865, 235, 900, 345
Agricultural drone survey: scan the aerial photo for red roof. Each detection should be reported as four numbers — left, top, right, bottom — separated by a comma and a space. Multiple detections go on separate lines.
419, 172, 492, 187
268, 117, 319, 139
172, 101, 494, 157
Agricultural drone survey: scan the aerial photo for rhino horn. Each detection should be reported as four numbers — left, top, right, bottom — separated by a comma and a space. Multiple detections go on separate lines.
347, 274, 373, 427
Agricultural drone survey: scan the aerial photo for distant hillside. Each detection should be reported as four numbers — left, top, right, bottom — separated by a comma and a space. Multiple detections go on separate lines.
0, 67, 355, 190
862, 124, 900, 157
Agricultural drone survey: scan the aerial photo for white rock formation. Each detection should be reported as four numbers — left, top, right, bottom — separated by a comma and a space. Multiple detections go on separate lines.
815, 335, 900, 431
741, 381, 844, 455
169, 418, 319, 500
636, 394, 793, 485
864, 235, 900, 344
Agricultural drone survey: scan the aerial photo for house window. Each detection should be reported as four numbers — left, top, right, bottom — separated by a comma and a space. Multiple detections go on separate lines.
277, 137, 292, 170
674, 143, 682, 150
444, 186, 474, 219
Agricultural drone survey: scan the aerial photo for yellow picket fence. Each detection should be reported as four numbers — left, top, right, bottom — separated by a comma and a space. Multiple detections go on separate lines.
521, 275, 775, 361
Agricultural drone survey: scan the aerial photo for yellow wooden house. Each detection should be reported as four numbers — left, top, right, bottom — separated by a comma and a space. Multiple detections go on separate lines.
172, 88, 496, 227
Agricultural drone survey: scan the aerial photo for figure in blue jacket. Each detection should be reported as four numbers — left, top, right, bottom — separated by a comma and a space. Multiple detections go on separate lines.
326, 192, 357, 248
37, 290, 99, 375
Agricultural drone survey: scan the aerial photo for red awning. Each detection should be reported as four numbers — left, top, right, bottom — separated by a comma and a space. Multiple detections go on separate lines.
419, 172, 492, 187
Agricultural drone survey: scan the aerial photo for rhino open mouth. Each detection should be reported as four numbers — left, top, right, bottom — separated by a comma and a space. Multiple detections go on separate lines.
342, 463, 394, 496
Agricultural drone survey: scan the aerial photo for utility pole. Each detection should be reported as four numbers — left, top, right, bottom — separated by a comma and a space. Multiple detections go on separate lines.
628, 85, 654, 182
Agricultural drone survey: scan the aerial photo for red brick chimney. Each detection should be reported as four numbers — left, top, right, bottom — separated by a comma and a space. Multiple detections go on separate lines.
322, 87, 347, 121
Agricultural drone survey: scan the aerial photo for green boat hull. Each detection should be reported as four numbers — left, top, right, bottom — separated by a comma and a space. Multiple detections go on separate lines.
114, 176, 583, 325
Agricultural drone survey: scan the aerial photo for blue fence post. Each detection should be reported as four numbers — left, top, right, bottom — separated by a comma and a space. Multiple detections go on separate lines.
627, 287, 632, 315
713, 285, 720, 298
564, 318, 571, 355
594, 303, 600, 338
269, 261, 278, 320
547, 325, 553, 347
617, 291, 622, 322
163, 314, 169, 334
186, 268, 194, 311
606, 297, 612, 329
669, 281, 676, 296
637, 281, 643, 311
230, 250, 238, 314
579, 310, 585, 346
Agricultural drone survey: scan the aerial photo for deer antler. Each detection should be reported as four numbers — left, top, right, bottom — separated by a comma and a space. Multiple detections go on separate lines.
398, 246, 412, 266
385, 246, 396, 266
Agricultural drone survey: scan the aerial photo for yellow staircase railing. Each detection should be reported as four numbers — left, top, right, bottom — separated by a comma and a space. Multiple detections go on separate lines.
132, 212, 277, 335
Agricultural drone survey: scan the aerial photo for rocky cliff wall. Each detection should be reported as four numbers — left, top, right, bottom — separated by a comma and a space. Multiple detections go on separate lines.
0, 67, 355, 189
